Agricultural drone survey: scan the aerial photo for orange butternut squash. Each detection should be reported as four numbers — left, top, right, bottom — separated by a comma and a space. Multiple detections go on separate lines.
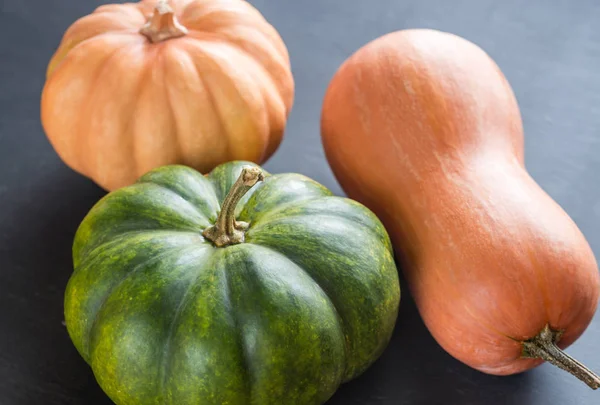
41, 0, 293, 190
321, 29, 600, 388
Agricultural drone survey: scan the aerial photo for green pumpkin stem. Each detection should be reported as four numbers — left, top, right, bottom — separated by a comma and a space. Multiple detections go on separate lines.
203, 166, 264, 247
521, 325, 600, 389
140, 0, 188, 43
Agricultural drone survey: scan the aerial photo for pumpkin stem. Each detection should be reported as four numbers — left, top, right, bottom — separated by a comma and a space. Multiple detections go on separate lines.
140, 0, 188, 43
203, 166, 264, 247
521, 324, 600, 390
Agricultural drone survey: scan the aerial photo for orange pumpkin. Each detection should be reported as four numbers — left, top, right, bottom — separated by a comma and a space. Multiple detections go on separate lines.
321, 29, 600, 388
42, 0, 294, 190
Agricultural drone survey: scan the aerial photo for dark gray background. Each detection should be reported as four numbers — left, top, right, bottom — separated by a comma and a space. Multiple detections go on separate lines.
1, 0, 600, 404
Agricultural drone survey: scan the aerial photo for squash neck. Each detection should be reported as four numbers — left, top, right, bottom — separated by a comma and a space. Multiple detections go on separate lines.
521, 325, 600, 389
203, 167, 264, 248
140, 0, 188, 43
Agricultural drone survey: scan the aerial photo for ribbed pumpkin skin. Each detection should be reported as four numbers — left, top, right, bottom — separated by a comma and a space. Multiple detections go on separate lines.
65, 161, 400, 405
42, 0, 294, 191
321, 29, 600, 376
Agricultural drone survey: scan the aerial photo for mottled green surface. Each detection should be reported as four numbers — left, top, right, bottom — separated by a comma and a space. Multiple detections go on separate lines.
66, 161, 401, 405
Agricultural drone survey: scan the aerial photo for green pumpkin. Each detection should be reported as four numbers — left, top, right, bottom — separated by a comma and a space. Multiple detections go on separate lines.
65, 161, 400, 405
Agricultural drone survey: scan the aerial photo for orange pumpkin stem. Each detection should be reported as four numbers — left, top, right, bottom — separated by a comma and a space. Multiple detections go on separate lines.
203, 167, 265, 247
140, 0, 188, 43
521, 325, 600, 390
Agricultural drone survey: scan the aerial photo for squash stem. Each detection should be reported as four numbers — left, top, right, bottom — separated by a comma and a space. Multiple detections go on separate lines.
521, 325, 600, 390
140, 0, 188, 43
203, 167, 264, 247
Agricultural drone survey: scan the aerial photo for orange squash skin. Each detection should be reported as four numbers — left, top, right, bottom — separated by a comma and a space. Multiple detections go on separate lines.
321, 29, 600, 376
42, 0, 294, 191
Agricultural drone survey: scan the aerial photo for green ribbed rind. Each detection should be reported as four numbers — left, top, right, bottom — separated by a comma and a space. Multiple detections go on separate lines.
66, 161, 400, 405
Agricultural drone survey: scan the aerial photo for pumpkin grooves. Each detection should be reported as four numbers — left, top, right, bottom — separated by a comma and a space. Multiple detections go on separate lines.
140, 0, 188, 43
521, 325, 600, 389
203, 167, 265, 247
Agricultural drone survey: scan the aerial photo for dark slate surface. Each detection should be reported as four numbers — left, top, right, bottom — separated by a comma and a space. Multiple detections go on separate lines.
1, 0, 599, 404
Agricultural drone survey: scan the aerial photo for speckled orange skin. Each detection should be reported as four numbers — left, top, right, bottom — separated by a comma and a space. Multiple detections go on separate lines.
321, 29, 600, 376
